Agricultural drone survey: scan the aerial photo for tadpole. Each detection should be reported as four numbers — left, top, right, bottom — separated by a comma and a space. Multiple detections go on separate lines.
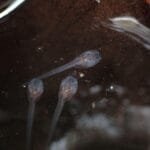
26, 78, 44, 150
23, 50, 101, 87
47, 76, 78, 147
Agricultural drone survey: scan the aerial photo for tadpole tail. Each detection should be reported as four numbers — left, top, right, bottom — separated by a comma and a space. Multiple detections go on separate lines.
36, 60, 75, 80
46, 98, 65, 149
26, 100, 35, 150
22, 60, 76, 87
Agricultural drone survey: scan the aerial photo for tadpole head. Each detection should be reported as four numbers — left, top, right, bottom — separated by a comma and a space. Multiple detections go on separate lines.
75, 50, 102, 69
28, 78, 44, 102
59, 76, 78, 101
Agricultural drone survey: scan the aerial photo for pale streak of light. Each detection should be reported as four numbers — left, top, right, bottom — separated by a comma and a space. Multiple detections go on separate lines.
0, 0, 25, 19
103, 16, 150, 50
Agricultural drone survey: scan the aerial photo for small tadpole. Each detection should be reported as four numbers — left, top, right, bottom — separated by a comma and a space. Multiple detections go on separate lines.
26, 78, 44, 150
33, 50, 102, 80
46, 76, 78, 148
73, 50, 102, 69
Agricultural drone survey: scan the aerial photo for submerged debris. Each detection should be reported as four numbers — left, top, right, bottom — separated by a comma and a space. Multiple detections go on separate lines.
107, 84, 126, 97
76, 114, 122, 139
49, 113, 122, 150
89, 85, 102, 95
125, 105, 150, 137
95, 0, 101, 4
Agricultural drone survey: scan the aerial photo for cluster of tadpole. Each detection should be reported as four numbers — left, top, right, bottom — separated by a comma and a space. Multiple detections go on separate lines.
25, 50, 102, 150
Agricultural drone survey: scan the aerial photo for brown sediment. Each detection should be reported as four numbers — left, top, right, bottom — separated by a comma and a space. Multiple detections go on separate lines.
145, 0, 150, 4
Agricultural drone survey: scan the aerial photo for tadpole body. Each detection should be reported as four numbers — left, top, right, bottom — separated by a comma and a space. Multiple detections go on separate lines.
26, 78, 44, 150
47, 76, 78, 147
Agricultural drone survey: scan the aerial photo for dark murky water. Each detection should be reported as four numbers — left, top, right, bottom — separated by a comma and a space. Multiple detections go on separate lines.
0, 0, 150, 150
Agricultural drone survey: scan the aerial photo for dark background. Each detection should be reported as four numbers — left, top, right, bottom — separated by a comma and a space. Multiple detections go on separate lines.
0, 0, 150, 150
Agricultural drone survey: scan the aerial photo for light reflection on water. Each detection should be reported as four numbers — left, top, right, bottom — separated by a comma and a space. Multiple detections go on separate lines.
103, 16, 150, 50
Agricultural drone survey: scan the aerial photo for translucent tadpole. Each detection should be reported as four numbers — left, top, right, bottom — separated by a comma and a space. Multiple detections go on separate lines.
103, 16, 150, 50
26, 78, 44, 150
46, 76, 78, 148
33, 50, 101, 80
